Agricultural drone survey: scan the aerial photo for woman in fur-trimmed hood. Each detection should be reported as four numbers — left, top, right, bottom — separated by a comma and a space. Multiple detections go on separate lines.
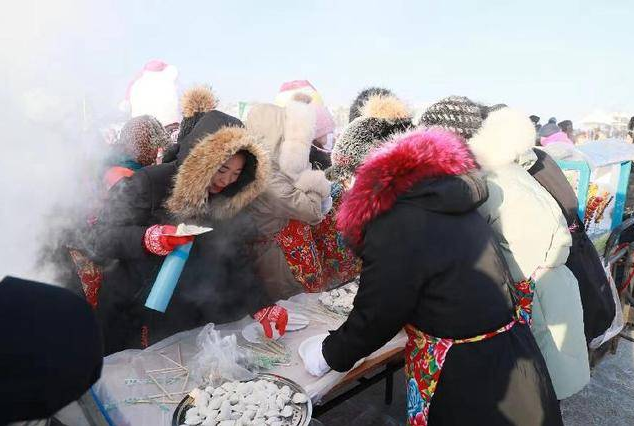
87, 89, 275, 354
421, 97, 590, 400
302, 128, 562, 426
245, 98, 333, 298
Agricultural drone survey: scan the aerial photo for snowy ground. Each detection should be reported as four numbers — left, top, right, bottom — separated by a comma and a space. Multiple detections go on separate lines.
561, 338, 634, 425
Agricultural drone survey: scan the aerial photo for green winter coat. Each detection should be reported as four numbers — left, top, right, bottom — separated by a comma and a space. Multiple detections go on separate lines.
470, 107, 590, 399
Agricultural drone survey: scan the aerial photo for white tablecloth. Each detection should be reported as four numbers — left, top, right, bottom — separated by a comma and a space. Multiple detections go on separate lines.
92, 293, 406, 426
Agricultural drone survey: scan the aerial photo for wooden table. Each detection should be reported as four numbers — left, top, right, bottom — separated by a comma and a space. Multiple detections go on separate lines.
313, 348, 405, 416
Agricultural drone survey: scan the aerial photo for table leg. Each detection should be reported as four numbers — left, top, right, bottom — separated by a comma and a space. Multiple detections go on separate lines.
384, 368, 394, 405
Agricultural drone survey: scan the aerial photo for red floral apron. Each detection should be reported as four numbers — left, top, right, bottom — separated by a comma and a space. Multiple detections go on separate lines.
404, 278, 535, 426
275, 219, 325, 293
273, 182, 361, 293
68, 248, 103, 308
311, 182, 362, 287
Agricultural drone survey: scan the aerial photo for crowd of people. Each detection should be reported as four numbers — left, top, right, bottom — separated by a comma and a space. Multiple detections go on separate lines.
45, 67, 623, 425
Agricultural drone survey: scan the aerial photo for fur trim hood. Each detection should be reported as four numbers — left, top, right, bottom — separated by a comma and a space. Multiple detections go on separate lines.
337, 128, 478, 248
246, 100, 316, 177
181, 85, 217, 119
166, 126, 271, 221
468, 107, 536, 170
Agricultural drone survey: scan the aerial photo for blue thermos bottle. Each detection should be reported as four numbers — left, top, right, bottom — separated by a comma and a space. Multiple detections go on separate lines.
145, 241, 193, 312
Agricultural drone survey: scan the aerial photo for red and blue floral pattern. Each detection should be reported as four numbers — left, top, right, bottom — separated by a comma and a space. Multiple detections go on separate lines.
404, 278, 535, 425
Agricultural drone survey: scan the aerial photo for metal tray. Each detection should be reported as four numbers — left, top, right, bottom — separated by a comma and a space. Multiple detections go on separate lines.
172, 373, 312, 426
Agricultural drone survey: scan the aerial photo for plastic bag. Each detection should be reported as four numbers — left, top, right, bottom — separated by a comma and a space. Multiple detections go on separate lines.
589, 265, 625, 349
190, 323, 256, 386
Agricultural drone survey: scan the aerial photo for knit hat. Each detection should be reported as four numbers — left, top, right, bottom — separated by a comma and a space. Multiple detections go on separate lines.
538, 117, 560, 138
348, 87, 394, 122
118, 115, 170, 166
558, 120, 573, 133
275, 80, 324, 107
328, 94, 412, 180
419, 96, 485, 140
176, 85, 217, 143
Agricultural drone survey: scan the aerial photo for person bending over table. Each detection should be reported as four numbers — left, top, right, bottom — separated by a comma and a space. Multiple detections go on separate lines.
87, 95, 287, 354
301, 128, 563, 426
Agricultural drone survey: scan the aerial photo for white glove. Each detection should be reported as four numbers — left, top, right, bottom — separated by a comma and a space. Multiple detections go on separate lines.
301, 334, 331, 377
321, 195, 333, 215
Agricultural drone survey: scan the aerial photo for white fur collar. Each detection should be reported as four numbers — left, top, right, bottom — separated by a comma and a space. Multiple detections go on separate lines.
468, 107, 536, 171
278, 100, 316, 177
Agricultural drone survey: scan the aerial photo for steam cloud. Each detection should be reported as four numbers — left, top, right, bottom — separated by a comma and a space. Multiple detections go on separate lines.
0, 1, 125, 283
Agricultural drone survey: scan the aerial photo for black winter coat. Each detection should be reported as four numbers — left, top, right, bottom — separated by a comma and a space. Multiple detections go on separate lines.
323, 129, 562, 425
89, 125, 272, 354
529, 148, 615, 343
0, 277, 103, 424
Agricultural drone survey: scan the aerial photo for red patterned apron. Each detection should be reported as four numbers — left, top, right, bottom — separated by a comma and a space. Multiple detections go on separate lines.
273, 182, 361, 293
404, 278, 535, 426
68, 248, 103, 308
311, 182, 361, 288
274, 219, 325, 292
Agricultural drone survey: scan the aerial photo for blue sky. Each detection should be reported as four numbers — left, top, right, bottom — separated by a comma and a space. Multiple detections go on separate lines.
0, 0, 632, 279
2, 0, 633, 123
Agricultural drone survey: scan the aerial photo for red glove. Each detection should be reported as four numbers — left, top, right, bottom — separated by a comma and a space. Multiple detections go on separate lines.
253, 305, 288, 339
143, 224, 194, 256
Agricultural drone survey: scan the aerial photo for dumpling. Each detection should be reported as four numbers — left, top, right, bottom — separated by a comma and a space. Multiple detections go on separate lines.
291, 392, 308, 404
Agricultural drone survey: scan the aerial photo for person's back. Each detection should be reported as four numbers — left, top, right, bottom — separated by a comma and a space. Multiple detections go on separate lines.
420, 97, 590, 400
246, 100, 332, 297
385, 177, 516, 337
529, 148, 616, 343
313, 128, 561, 425
469, 108, 590, 399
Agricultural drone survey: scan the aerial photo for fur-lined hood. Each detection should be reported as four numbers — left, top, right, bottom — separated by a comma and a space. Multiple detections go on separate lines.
165, 126, 271, 222
468, 107, 536, 171
337, 128, 478, 248
246, 100, 316, 177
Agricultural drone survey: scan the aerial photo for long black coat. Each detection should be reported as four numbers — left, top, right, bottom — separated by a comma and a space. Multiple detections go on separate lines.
323, 129, 562, 425
529, 148, 615, 343
89, 125, 272, 354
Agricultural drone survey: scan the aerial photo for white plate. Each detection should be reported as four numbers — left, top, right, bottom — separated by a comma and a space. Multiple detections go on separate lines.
287, 312, 310, 331
241, 322, 280, 343
298, 333, 330, 364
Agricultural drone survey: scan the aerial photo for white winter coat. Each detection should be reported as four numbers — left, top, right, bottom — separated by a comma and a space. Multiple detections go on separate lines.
470, 108, 590, 399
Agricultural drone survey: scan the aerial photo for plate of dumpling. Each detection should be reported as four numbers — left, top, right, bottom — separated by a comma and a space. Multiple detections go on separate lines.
172, 373, 312, 426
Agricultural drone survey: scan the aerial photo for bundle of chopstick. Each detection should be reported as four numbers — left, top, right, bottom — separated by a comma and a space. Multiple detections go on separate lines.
129, 344, 193, 406
240, 338, 291, 368
294, 302, 347, 324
